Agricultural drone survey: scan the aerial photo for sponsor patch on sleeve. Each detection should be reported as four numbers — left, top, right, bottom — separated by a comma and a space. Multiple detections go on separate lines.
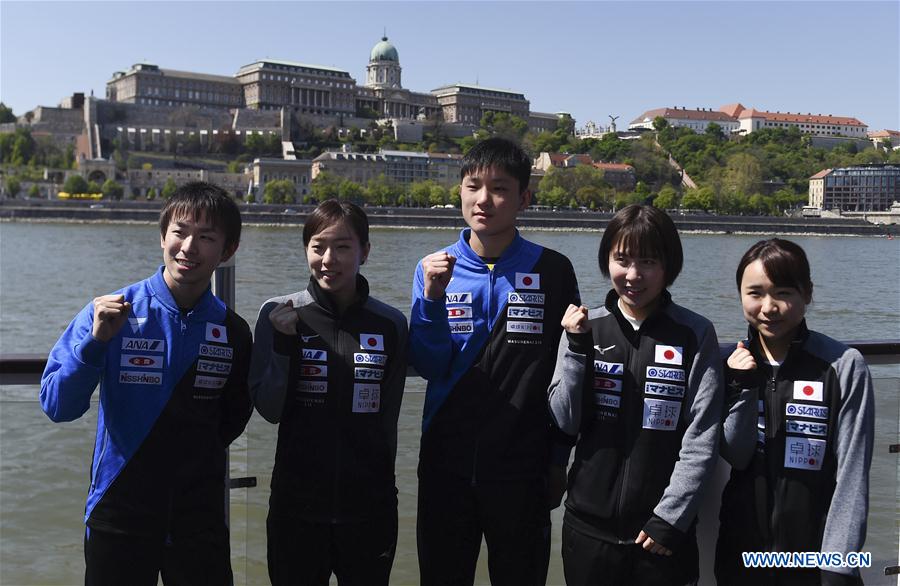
205, 323, 228, 343
299, 363, 328, 378
297, 380, 327, 394
352, 383, 381, 413
507, 292, 545, 305
784, 436, 826, 470
594, 377, 623, 392
301, 348, 327, 362
199, 344, 233, 359
642, 398, 681, 431
645, 366, 685, 383
515, 272, 541, 290
644, 381, 685, 398
120, 354, 163, 369
507, 306, 544, 320
654, 344, 683, 366
594, 393, 621, 409
785, 403, 829, 420
447, 306, 473, 319
445, 292, 473, 304
354, 367, 384, 381
506, 321, 543, 334
792, 380, 824, 402
118, 370, 162, 385
359, 333, 385, 351
121, 337, 165, 353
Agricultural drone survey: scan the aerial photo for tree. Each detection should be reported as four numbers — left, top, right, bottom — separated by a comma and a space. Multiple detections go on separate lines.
87, 180, 101, 194
146, 187, 158, 200
653, 184, 679, 210
0, 102, 15, 123
27, 184, 40, 198
5, 176, 21, 197
449, 184, 461, 207
338, 179, 365, 204
705, 122, 725, 142
101, 179, 124, 200
310, 171, 342, 202
62, 175, 89, 194
652, 116, 670, 131
263, 179, 297, 204
161, 178, 178, 200
365, 174, 400, 207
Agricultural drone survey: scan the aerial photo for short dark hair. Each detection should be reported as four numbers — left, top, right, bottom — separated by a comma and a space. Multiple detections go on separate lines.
159, 182, 242, 251
598, 204, 683, 286
303, 199, 369, 247
735, 238, 813, 300
460, 137, 532, 194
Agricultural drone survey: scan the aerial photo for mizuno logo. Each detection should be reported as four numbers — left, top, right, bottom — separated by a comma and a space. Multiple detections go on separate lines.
594, 344, 615, 355
301, 333, 320, 343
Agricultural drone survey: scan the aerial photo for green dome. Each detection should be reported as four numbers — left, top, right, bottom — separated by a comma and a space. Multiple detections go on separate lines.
370, 37, 399, 62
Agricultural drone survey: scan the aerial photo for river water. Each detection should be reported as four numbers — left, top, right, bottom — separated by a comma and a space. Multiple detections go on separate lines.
1, 222, 897, 585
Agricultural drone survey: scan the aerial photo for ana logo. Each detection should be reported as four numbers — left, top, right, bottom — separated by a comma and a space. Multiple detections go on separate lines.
205, 323, 228, 343
119, 354, 162, 369
654, 345, 683, 366
515, 272, 541, 290
508, 292, 545, 305
646, 366, 685, 382
354, 353, 388, 366
299, 364, 327, 378
594, 360, 624, 375
121, 338, 165, 353
127, 317, 147, 333
447, 307, 473, 319
301, 349, 327, 362
594, 377, 623, 392
793, 380, 824, 402
449, 321, 474, 334
360, 333, 385, 351
445, 292, 473, 304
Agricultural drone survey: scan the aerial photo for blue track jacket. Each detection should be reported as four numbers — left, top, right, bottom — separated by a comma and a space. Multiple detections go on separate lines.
40, 267, 252, 536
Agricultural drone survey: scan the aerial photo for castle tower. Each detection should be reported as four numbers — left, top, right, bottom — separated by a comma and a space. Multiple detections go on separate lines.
366, 36, 401, 89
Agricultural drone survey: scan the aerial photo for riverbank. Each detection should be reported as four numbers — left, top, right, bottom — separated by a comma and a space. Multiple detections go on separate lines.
2, 199, 897, 236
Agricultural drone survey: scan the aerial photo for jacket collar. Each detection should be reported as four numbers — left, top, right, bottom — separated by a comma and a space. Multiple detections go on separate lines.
745, 319, 810, 362
306, 273, 370, 316
454, 228, 525, 269
148, 265, 220, 319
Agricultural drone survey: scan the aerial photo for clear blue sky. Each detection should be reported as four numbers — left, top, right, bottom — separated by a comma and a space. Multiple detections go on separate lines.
2, 1, 898, 131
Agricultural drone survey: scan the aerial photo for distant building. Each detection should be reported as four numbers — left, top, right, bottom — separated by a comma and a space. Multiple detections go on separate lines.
533, 152, 635, 191
431, 83, 530, 125
629, 107, 740, 134
868, 129, 900, 150
107, 63, 243, 109
808, 165, 900, 212
593, 162, 637, 192
250, 158, 313, 200
722, 103, 867, 137
312, 147, 462, 188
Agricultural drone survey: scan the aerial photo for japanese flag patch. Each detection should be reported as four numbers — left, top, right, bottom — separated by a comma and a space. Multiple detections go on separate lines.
654, 344, 683, 366
360, 333, 385, 351
793, 380, 823, 402
206, 323, 228, 344
515, 272, 540, 290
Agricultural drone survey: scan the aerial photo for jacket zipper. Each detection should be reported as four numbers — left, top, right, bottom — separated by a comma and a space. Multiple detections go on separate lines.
615, 327, 640, 541
471, 265, 495, 487
331, 316, 343, 522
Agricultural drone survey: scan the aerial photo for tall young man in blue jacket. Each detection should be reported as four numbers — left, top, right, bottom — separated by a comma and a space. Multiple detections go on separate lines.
40, 182, 252, 585
410, 138, 580, 585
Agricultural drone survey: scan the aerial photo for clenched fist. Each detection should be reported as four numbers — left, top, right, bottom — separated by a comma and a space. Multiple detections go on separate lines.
269, 299, 299, 336
727, 340, 757, 372
561, 304, 590, 334
422, 251, 456, 301
92, 295, 131, 342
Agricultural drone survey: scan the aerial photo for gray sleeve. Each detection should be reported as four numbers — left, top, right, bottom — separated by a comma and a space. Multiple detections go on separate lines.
248, 299, 292, 423
652, 321, 724, 532
720, 384, 759, 469
547, 331, 589, 438
380, 311, 409, 465
820, 348, 875, 576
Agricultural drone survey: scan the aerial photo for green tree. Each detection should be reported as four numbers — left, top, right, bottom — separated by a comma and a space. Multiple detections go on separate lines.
0, 102, 15, 123
263, 179, 297, 204
5, 176, 21, 197
338, 179, 365, 204
652, 116, 670, 131
310, 171, 342, 202
87, 180, 101, 194
449, 184, 461, 207
537, 185, 568, 208
365, 174, 400, 207
27, 184, 40, 198
62, 175, 89, 194
101, 179, 124, 200
161, 178, 178, 200
146, 187, 158, 200
653, 184, 679, 210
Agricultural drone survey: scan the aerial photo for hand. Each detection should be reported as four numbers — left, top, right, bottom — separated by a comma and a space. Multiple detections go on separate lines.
422, 251, 456, 301
268, 300, 299, 336
91, 295, 131, 342
547, 465, 568, 509
561, 304, 590, 334
635, 530, 672, 556
727, 341, 757, 372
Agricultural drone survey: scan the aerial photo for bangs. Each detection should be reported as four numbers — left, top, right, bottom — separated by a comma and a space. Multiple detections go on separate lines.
610, 221, 666, 262
736, 238, 812, 299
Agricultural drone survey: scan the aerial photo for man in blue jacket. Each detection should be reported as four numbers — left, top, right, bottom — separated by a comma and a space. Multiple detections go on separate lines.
410, 138, 580, 585
40, 182, 252, 585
